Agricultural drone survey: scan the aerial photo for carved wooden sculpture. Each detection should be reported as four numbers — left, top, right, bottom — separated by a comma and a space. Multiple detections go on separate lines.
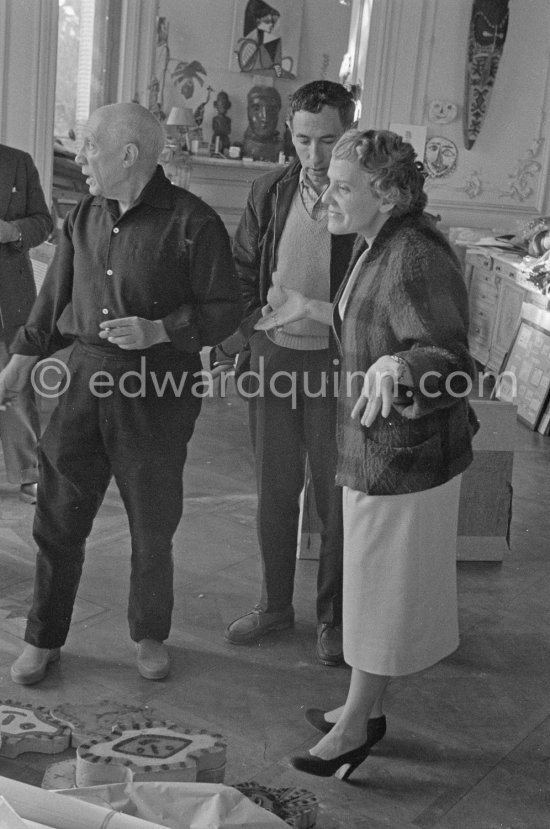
464, 0, 510, 149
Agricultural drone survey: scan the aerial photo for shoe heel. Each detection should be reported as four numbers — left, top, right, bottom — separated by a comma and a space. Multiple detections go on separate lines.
334, 757, 363, 781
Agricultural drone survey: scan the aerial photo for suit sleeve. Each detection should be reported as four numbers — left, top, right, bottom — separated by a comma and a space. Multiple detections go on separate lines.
11, 153, 53, 251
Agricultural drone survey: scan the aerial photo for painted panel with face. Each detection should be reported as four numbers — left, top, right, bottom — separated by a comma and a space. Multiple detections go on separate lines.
424, 136, 458, 178
428, 99, 458, 125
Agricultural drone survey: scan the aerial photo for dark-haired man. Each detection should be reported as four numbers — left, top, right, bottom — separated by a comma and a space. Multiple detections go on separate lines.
224, 81, 357, 665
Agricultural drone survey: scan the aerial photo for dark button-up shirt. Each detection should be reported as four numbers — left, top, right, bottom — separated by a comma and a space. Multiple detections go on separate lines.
12, 166, 241, 357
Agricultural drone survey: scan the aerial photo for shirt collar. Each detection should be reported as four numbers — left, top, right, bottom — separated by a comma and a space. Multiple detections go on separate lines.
299, 168, 328, 219
92, 165, 174, 212
299, 167, 328, 201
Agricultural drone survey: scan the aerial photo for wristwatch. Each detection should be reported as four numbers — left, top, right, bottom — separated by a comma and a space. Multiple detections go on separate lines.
12, 227, 23, 249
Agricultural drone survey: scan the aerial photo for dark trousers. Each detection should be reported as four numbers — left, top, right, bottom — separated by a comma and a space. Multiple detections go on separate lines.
24, 342, 201, 649
247, 333, 342, 625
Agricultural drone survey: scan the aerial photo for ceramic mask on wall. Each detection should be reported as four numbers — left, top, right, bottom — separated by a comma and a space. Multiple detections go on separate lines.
428, 99, 458, 125
463, 0, 510, 149
424, 136, 458, 178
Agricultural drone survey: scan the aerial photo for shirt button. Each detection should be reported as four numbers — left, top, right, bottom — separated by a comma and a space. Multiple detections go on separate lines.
113, 227, 119, 234
106, 269, 113, 276
102, 308, 109, 315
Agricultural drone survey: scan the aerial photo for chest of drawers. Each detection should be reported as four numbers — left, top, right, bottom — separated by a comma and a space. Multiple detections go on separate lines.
465, 248, 550, 372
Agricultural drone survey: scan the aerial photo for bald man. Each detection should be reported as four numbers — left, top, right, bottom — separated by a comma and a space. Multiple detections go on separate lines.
1, 103, 241, 685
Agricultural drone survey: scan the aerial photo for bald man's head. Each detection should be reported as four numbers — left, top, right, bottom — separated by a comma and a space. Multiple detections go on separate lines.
75, 103, 166, 204
92, 103, 165, 166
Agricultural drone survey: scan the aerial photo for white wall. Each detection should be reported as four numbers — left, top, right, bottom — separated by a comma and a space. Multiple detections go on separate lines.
355, 0, 550, 231
157, 0, 352, 146
5, 0, 547, 235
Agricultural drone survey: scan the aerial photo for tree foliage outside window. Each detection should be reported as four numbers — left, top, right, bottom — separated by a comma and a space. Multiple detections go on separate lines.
54, 0, 121, 153
55, 0, 81, 147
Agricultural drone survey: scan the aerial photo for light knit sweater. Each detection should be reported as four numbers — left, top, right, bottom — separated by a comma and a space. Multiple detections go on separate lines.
267, 190, 331, 350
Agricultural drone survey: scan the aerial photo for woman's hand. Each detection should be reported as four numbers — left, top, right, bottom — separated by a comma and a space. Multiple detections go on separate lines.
266, 280, 287, 310
351, 356, 413, 427
254, 286, 309, 331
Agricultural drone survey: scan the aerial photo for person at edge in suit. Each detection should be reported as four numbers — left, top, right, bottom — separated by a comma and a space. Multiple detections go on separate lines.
222, 81, 357, 667
1, 103, 241, 686
0, 143, 53, 504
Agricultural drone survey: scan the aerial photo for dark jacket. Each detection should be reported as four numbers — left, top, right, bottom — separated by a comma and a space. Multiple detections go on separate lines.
335, 212, 479, 496
233, 158, 356, 343
0, 144, 53, 344
12, 166, 242, 358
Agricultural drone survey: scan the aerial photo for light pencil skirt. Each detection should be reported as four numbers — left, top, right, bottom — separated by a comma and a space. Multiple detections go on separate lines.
342, 475, 462, 676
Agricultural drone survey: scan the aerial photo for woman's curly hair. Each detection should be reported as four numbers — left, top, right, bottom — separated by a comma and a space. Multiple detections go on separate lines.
332, 129, 428, 216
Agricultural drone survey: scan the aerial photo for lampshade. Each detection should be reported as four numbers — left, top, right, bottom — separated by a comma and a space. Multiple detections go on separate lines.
166, 106, 196, 127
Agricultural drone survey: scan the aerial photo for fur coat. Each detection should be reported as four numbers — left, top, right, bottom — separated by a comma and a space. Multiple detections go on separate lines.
334, 211, 479, 495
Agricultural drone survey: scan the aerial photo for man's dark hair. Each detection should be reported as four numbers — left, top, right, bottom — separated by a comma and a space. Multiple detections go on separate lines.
287, 80, 356, 129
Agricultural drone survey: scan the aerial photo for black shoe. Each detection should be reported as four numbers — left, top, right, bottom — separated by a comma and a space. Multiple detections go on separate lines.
316, 624, 344, 667
305, 709, 387, 746
290, 739, 371, 781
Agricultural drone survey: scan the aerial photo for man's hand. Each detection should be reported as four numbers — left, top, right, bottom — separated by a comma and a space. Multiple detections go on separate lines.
0, 355, 38, 410
98, 317, 170, 350
0, 219, 20, 244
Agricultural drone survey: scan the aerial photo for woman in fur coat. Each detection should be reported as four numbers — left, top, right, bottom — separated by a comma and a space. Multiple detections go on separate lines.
255, 129, 479, 781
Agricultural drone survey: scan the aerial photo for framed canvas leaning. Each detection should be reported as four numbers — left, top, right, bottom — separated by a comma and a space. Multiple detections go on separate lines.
496, 316, 550, 430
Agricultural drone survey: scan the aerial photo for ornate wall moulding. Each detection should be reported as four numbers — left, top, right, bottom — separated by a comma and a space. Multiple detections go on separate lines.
499, 139, 545, 202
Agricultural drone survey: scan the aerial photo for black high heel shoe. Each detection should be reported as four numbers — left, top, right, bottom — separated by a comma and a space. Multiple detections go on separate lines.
290, 739, 371, 781
305, 708, 387, 746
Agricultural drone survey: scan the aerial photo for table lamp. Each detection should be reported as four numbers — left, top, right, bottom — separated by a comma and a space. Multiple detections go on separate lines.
166, 107, 196, 151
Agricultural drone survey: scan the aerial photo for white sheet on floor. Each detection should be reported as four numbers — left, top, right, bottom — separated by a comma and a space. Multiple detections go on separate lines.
0, 777, 288, 828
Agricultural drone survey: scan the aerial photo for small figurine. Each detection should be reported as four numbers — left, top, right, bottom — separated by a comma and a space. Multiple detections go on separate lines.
210, 91, 232, 155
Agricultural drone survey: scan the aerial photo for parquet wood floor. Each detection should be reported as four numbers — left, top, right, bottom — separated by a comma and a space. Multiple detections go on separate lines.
0, 384, 549, 827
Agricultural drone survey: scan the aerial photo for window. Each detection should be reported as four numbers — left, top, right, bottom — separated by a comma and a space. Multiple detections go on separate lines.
55, 0, 122, 152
